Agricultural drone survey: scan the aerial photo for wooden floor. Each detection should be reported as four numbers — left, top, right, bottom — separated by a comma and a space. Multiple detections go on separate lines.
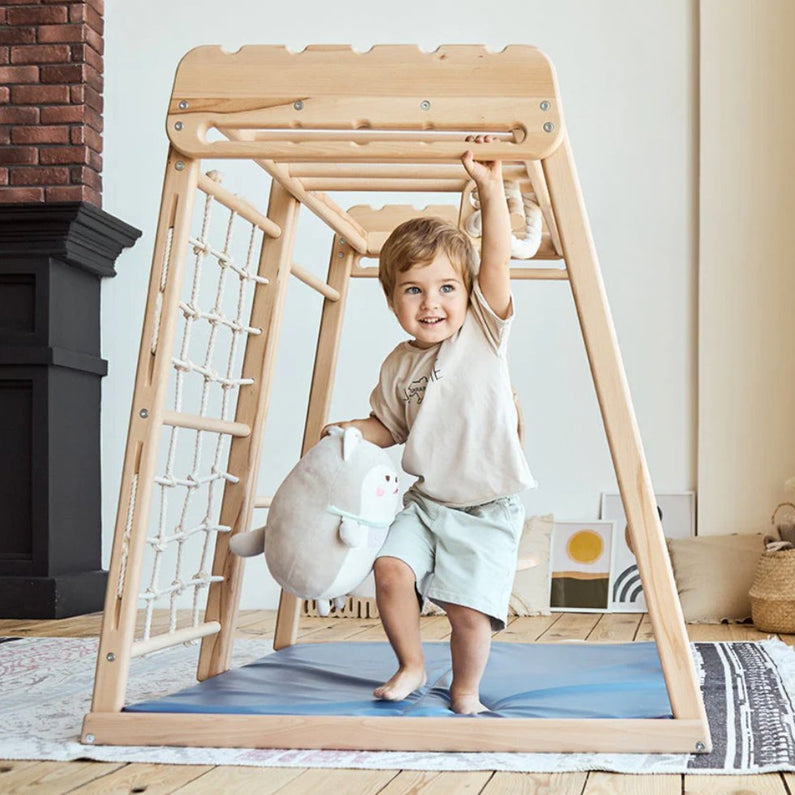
1, 610, 794, 794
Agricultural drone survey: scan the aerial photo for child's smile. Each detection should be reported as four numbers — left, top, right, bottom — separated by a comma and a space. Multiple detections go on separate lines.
390, 253, 469, 348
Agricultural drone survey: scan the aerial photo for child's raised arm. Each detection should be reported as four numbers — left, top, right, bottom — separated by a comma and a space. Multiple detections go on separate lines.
461, 135, 512, 319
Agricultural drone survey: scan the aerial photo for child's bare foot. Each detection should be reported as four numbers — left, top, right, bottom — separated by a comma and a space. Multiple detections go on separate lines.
373, 666, 427, 701
449, 690, 488, 715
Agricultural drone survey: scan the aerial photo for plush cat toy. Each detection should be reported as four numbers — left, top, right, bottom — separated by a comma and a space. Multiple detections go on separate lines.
229, 426, 400, 615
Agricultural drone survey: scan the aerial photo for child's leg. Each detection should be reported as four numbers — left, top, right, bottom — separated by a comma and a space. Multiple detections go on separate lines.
372, 556, 426, 700
444, 602, 493, 714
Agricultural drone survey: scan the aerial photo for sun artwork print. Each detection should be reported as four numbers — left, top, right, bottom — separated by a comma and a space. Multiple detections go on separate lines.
550, 521, 614, 611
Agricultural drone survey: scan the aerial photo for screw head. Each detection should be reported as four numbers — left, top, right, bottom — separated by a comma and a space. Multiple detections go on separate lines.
139, 408, 149, 419
174, 161, 185, 171
540, 100, 551, 111
420, 100, 431, 111
293, 100, 304, 111
106, 652, 116, 662
337, 251, 344, 258
695, 741, 706, 752
84, 734, 95, 744
174, 121, 184, 131
543, 122, 555, 133
178, 100, 188, 110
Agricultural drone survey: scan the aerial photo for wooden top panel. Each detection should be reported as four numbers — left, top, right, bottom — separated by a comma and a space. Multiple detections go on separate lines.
167, 45, 564, 162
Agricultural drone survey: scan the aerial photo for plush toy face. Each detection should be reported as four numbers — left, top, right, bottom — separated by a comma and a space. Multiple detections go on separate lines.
230, 427, 401, 602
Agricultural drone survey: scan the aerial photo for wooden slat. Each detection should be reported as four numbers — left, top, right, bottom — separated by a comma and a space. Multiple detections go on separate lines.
290, 262, 341, 301
0, 761, 125, 792
161, 410, 251, 437
131, 621, 220, 658
196, 171, 281, 237
381, 771, 492, 794
584, 772, 681, 794
586, 612, 643, 642
543, 135, 709, 745
483, 772, 588, 794
168, 46, 563, 161
90, 150, 201, 715
173, 766, 305, 794
198, 182, 300, 681
82, 712, 709, 753
681, 774, 788, 794
72, 763, 212, 794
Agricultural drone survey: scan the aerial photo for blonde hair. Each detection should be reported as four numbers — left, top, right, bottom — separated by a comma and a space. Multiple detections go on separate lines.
378, 216, 478, 300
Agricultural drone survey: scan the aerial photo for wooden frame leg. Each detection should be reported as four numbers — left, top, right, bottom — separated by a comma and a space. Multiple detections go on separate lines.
273, 235, 357, 650
198, 181, 300, 680
542, 135, 710, 747
90, 149, 200, 713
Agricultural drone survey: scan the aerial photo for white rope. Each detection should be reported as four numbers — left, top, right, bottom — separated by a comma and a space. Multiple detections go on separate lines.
138, 178, 272, 640
464, 181, 543, 259
117, 473, 138, 599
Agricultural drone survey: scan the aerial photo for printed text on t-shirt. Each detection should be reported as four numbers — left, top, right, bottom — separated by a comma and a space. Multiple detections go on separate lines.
402, 365, 442, 405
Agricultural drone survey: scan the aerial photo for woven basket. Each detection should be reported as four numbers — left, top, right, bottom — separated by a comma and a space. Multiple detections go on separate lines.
750, 548, 795, 633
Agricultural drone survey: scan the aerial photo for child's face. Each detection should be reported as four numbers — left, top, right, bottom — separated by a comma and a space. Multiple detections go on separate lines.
389, 252, 469, 348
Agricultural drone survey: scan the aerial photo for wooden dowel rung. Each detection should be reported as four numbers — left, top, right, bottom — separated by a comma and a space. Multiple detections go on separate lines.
254, 496, 272, 509
196, 173, 281, 238
300, 178, 468, 192
290, 263, 341, 301
289, 163, 530, 181
131, 621, 221, 658
161, 410, 251, 437
350, 266, 568, 280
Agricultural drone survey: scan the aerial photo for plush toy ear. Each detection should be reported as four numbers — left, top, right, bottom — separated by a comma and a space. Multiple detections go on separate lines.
325, 425, 344, 437
339, 517, 368, 547
342, 426, 363, 461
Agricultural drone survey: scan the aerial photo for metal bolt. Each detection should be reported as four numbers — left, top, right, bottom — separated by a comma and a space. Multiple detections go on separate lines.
420, 100, 431, 111
106, 652, 116, 662
178, 100, 189, 110
540, 101, 550, 111
174, 161, 185, 171
543, 122, 555, 133
293, 100, 304, 111
339, 238, 346, 245
175, 121, 184, 131
84, 734, 95, 744
695, 741, 706, 752
337, 251, 344, 258
139, 409, 149, 419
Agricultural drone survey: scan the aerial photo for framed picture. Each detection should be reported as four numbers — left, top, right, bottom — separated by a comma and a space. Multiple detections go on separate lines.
600, 492, 696, 612
550, 520, 615, 612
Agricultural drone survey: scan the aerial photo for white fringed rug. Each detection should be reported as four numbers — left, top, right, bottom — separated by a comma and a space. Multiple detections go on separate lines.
1, 635, 794, 775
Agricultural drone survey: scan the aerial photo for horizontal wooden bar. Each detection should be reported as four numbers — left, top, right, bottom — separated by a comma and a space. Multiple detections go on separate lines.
130, 621, 221, 658
351, 265, 568, 280
82, 712, 710, 754
301, 178, 469, 192
196, 172, 281, 238
290, 262, 341, 301
161, 410, 251, 438
254, 496, 272, 509
289, 163, 530, 181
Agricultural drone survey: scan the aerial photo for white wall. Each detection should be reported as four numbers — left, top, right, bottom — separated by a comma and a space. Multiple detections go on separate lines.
102, 0, 697, 608
698, 0, 795, 535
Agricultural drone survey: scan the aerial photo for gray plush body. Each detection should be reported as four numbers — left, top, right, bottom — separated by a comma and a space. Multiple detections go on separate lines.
230, 427, 400, 604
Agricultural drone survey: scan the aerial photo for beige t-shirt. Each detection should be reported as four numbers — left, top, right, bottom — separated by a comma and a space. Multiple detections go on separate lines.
370, 280, 537, 507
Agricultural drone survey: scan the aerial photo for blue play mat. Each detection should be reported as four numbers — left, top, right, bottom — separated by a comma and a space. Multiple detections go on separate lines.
126, 641, 673, 719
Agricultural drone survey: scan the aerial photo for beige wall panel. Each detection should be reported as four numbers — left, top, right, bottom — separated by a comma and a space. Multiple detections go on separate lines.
699, 0, 795, 534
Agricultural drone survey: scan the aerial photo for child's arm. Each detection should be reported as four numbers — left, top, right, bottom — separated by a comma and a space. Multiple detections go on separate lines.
321, 416, 395, 448
461, 135, 512, 319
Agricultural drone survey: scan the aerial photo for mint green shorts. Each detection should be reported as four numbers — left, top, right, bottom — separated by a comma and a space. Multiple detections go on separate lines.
376, 489, 525, 631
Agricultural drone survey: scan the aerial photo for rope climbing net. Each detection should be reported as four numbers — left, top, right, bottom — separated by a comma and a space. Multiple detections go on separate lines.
126, 172, 270, 643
